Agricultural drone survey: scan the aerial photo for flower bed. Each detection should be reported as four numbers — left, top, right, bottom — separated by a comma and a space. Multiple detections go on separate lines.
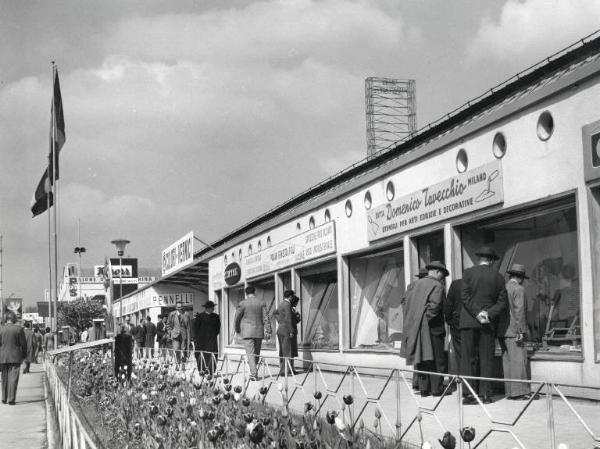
52, 349, 416, 449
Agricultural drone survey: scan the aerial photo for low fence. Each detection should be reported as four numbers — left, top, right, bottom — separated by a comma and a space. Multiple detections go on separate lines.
45, 342, 600, 449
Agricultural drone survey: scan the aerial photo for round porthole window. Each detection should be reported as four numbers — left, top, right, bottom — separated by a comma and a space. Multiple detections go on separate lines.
386, 181, 395, 201
257, 240, 262, 252
296, 222, 301, 231
267, 236, 271, 247
456, 148, 468, 173
309, 216, 315, 229
324, 209, 331, 222
364, 191, 372, 210
537, 111, 554, 141
345, 200, 353, 217
492, 132, 507, 159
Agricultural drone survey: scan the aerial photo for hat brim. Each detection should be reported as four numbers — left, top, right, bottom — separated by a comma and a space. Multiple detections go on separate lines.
475, 252, 500, 259
425, 265, 449, 277
507, 270, 529, 279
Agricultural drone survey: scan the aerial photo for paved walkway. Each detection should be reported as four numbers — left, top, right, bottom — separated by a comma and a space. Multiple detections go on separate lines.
0, 362, 49, 448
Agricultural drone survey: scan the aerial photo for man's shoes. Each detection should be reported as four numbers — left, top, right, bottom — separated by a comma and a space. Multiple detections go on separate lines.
1, 400, 6, 404
8, 401, 15, 405
420, 390, 431, 397
462, 395, 477, 405
432, 389, 448, 397
248, 375, 258, 381
481, 394, 493, 404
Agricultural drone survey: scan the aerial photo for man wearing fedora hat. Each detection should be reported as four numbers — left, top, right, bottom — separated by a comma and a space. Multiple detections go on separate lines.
499, 264, 534, 400
400, 261, 449, 397
460, 246, 508, 404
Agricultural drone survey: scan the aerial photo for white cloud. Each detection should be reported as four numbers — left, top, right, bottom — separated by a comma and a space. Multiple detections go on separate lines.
468, 0, 600, 66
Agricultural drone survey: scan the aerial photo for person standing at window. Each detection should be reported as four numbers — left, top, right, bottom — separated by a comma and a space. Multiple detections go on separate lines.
275, 290, 297, 376
499, 264, 535, 400
192, 301, 220, 374
400, 261, 449, 397
234, 285, 272, 381
460, 246, 508, 404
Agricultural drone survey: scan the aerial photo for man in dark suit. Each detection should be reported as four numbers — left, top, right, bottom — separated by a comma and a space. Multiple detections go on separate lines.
114, 325, 133, 380
234, 285, 272, 380
156, 314, 168, 361
167, 302, 191, 368
143, 316, 157, 359
400, 261, 449, 396
22, 321, 36, 374
0, 312, 28, 404
275, 290, 297, 376
460, 246, 508, 404
192, 301, 221, 374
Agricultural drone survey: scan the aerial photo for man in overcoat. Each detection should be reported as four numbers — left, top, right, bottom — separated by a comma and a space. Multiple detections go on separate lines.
143, 316, 157, 359
274, 290, 297, 376
401, 261, 449, 396
156, 314, 168, 361
192, 301, 221, 374
0, 312, 28, 404
22, 321, 36, 374
444, 278, 464, 375
460, 246, 508, 404
234, 285, 272, 380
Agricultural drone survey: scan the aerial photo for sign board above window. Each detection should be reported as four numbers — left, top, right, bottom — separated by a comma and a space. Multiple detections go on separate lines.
367, 161, 503, 242
162, 232, 194, 277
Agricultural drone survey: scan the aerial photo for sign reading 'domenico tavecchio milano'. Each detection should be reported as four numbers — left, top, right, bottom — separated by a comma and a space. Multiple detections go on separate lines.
244, 221, 336, 278
367, 161, 503, 242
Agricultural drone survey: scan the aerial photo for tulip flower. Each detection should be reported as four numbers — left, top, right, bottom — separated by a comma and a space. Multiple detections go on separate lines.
439, 431, 457, 449
343, 394, 353, 405
460, 427, 476, 443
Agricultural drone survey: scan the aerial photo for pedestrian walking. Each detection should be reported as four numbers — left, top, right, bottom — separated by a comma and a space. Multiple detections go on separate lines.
167, 302, 191, 368
143, 316, 157, 359
444, 278, 464, 376
0, 311, 28, 405
22, 321, 36, 374
192, 301, 220, 374
275, 290, 298, 376
499, 263, 536, 400
114, 325, 133, 381
460, 246, 508, 404
400, 261, 449, 397
42, 327, 55, 356
156, 315, 169, 361
132, 321, 145, 359
234, 285, 272, 381
33, 327, 43, 363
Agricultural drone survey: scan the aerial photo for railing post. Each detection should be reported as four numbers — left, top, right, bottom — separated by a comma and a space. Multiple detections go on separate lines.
67, 350, 73, 401
284, 356, 289, 415
457, 377, 464, 449
547, 383, 556, 449
395, 369, 402, 441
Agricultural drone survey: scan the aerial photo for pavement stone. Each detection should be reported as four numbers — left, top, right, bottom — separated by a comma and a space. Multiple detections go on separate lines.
0, 362, 47, 448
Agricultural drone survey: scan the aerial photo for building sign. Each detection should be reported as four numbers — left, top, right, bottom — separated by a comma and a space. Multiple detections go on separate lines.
245, 221, 336, 278
110, 258, 139, 300
2, 297, 22, 320
151, 292, 194, 307
224, 263, 241, 286
367, 161, 503, 242
113, 277, 140, 285
111, 265, 133, 277
162, 232, 194, 277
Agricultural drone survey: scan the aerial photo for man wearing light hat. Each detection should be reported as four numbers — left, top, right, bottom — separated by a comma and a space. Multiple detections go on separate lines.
499, 263, 534, 400
400, 261, 449, 396
460, 246, 508, 404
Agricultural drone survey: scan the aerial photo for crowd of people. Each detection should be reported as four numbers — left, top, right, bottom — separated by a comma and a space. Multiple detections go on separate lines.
401, 245, 537, 404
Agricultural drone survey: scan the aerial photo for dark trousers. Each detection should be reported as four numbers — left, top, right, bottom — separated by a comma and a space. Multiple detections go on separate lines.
22, 361, 31, 374
460, 327, 494, 396
277, 333, 293, 375
1, 363, 21, 403
449, 328, 462, 375
415, 332, 447, 394
114, 361, 132, 380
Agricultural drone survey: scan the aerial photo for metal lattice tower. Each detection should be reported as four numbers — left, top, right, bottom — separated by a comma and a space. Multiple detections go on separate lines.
365, 77, 416, 158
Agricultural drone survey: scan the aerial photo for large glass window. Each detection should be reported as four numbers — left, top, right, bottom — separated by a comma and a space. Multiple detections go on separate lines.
298, 262, 339, 350
416, 231, 444, 267
227, 286, 245, 345
254, 278, 276, 350
461, 203, 581, 353
349, 247, 405, 350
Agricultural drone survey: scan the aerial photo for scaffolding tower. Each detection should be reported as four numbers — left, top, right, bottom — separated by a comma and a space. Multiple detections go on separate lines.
365, 77, 416, 158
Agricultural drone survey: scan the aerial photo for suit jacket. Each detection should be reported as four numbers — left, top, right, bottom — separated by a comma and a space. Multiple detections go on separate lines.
167, 311, 191, 343
443, 278, 464, 332
498, 279, 527, 337
0, 323, 28, 364
157, 320, 168, 342
23, 328, 37, 362
400, 276, 445, 366
234, 294, 272, 339
192, 312, 220, 353
143, 321, 157, 346
132, 324, 145, 344
459, 264, 508, 330
275, 300, 295, 336
114, 333, 133, 365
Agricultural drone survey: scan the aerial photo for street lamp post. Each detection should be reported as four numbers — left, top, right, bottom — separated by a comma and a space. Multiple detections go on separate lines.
111, 239, 130, 330
74, 246, 86, 300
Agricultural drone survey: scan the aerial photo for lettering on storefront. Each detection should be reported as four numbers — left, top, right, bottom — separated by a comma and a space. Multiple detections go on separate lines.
245, 222, 336, 278
224, 263, 242, 286
151, 293, 194, 307
367, 161, 503, 242
162, 232, 194, 276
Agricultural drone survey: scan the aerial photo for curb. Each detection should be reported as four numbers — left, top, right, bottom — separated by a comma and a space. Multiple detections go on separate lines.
43, 364, 60, 449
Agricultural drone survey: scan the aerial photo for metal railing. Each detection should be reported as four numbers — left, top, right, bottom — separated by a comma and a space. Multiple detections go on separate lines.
45, 341, 600, 449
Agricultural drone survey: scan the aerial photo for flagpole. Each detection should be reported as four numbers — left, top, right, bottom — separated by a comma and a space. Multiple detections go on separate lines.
51, 62, 59, 349
47, 167, 53, 334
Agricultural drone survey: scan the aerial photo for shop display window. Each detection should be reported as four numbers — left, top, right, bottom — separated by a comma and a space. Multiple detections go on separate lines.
416, 231, 444, 267
254, 279, 276, 349
461, 203, 581, 353
298, 262, 339, 350
227, 286, 245, 345
349, 247, 405, 350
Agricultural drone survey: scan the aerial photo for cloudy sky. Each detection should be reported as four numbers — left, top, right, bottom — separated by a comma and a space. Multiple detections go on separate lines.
1, 0, 599, 306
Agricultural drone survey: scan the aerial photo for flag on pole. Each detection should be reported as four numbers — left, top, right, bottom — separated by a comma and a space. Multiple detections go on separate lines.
31, 67, 65, 217
31, 168, 54, 217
